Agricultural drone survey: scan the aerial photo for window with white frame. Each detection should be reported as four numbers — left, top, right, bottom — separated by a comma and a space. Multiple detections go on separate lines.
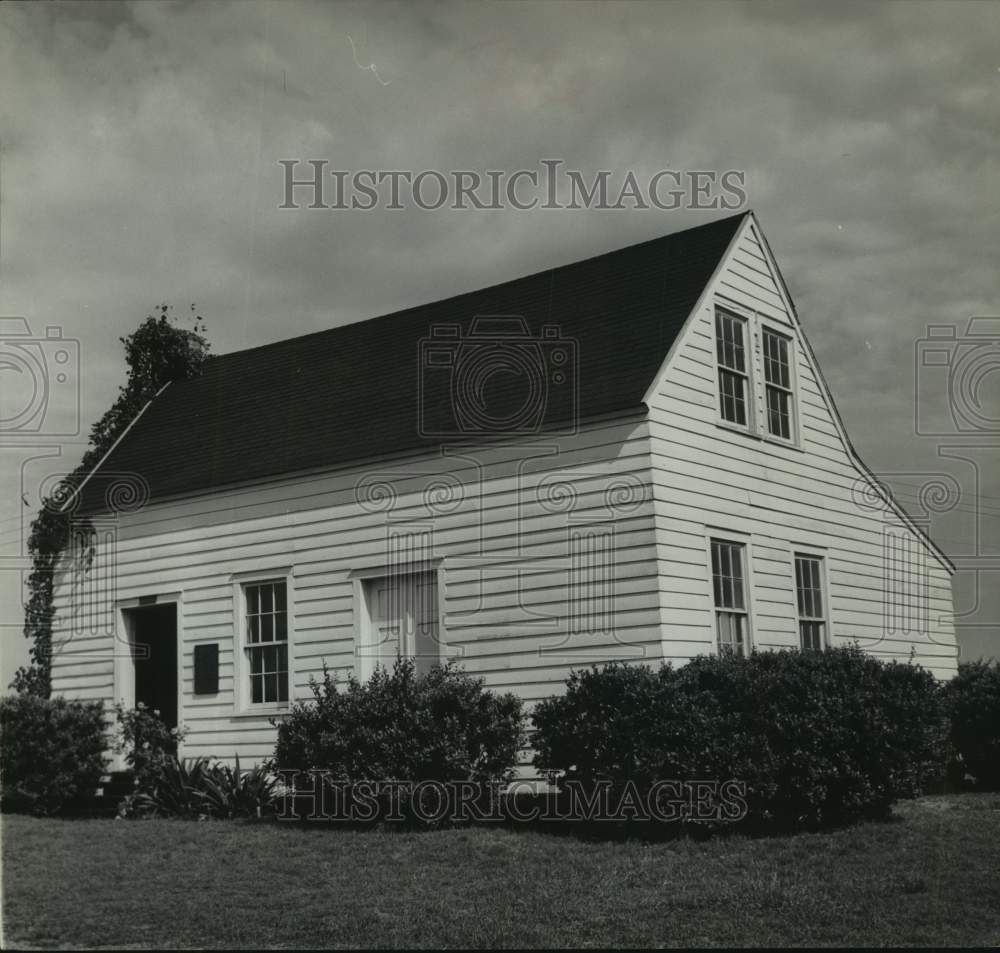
714, 309, 749, 427
358, 570, 439, 680
710, 539, 748, 656
763, 327, 794, 440
242, 579, 289, 705
794, 554, 826, 651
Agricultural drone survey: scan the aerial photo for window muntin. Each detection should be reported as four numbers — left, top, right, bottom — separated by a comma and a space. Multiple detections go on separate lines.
794, 555, 826, 651
244, 580, 288, 704
763, 328, 793, 440
715, 310, 749, 427
711, 539, 748, 656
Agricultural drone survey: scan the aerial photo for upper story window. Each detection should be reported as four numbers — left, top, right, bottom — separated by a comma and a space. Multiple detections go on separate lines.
713, 305, 799, 443
763, 328, 794, 440
711, 538, 748, 656
715, 309, 749, 427
243, 579, 289, 704
794, 554, 827, 651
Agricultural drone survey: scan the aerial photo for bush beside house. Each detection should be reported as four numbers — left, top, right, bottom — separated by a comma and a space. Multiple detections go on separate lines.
532, 646, 947, 828
945, 660, 1000, 789
0, 695, 108, 815
270, 659, 527, 820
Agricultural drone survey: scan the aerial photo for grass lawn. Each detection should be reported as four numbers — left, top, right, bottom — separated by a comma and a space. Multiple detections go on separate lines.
3, 793, 999, 948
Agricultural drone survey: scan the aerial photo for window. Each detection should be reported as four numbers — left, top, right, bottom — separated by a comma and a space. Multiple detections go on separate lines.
358, 570, 439, 679
794, 555, 826, 651
243, 580, 288, 704
763, 328, 793, 439
715, 309, 749, 427
711, 539, 748, 656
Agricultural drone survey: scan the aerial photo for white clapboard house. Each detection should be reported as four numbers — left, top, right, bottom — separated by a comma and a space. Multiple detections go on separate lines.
51, 212, 957, 765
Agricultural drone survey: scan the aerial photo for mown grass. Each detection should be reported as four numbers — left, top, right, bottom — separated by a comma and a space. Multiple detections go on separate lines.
3, 794, 999, 948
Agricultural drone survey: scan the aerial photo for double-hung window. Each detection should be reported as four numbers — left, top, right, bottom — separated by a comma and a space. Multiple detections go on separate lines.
763, 328, 794, 440
715, 309, 749, 427
794, 554, 827, 651
243, 579, 289, 704
711, 539, 748, 656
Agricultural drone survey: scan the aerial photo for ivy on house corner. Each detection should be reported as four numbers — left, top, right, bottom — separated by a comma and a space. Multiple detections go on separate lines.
12, 305, 210, 697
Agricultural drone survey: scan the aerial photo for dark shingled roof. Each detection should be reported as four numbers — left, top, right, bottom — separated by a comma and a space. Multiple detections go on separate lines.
77, 212, 747, 513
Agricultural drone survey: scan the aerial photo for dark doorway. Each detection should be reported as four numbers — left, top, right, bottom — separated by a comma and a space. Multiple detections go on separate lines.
128, 603, 178, 731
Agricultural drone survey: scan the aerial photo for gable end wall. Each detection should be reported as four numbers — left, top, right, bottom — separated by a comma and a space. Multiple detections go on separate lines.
646, 217, 957, 678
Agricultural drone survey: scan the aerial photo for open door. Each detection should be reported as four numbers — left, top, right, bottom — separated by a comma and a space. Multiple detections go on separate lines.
125, 603, 178, 730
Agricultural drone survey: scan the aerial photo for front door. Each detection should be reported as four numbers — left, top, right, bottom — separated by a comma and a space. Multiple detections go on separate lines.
128, 603, 178, 730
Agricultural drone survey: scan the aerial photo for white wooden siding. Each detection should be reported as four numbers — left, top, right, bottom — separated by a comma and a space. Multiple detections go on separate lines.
646, 217, 957, 678
49, 415, 660, 763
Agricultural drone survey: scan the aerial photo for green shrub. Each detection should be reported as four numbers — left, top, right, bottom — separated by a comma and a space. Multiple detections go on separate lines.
270, 660, 526, 820
0, 694, 108, 815
113, 702, 186, 799
531, 662, 698, 793
945, 660, 1000, 789
128, 755, 278, 819
533, 647, 947, 829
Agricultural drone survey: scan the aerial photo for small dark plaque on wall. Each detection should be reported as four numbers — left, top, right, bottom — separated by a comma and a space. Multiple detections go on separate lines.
193, 643, 219, 695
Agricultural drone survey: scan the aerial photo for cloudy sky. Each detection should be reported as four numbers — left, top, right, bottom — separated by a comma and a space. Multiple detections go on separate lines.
1, 0, 997, 685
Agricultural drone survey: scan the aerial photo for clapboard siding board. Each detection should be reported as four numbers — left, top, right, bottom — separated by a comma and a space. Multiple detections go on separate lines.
50, 415, 661, 762
645, 216, 956, 678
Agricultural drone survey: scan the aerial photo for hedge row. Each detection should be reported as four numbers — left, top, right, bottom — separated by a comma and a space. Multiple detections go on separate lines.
3, 651, 998, 825
533, 647, 947, 827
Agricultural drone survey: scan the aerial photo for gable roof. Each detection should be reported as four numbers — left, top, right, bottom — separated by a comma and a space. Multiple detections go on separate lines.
74, 212, 747, 513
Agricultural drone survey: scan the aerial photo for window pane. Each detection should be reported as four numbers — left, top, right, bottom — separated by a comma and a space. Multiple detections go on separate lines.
800, 621, 824, 651
810, 563, 823, 617
264, 673, 277, 704
247, 615, 260, 644
716, 312, 746, 373
261, 584, 273, 614
261, 613, 274, 643
730, 546, 744, 609
763, 330, 790, 387
276, 613, 287, 641
711, 541, 746, 611
717, 611, 745, 656
719, 370, 747, 425
251, 674, 263, 704
275, 584, 287, 612
766, 386, 791, 439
